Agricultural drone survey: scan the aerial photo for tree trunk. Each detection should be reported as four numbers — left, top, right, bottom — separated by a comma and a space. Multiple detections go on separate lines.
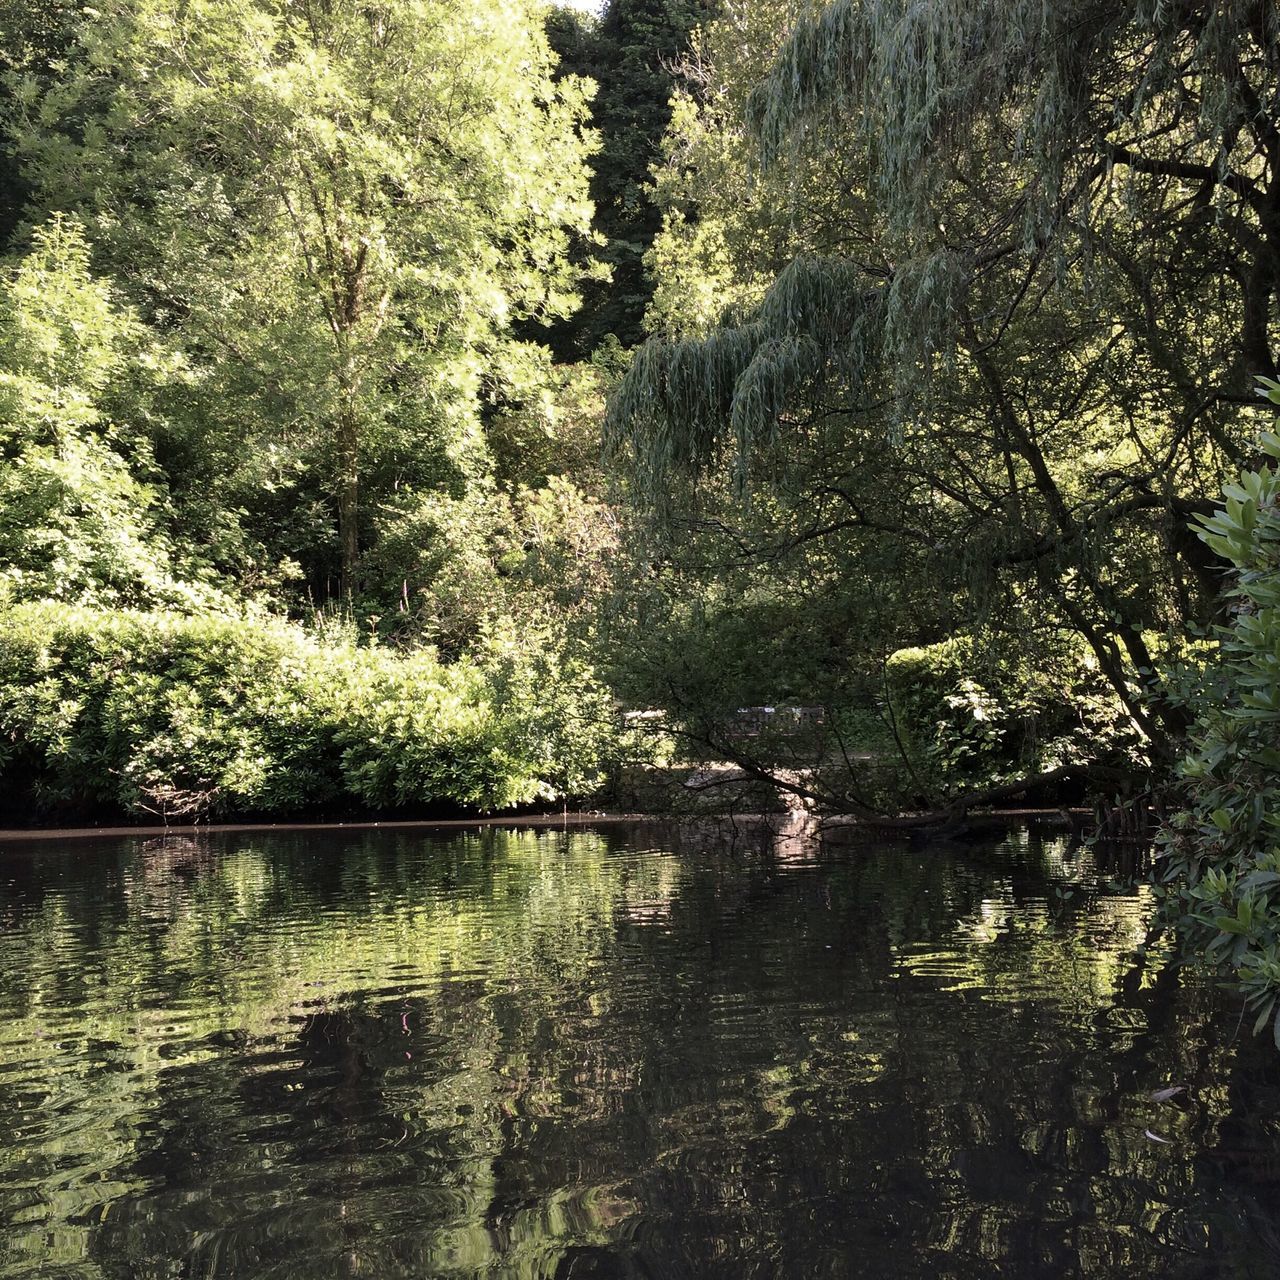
338, 407, 359, 602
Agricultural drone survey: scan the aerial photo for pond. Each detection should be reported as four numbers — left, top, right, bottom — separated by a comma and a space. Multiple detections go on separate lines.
1, 821, 1278, 1278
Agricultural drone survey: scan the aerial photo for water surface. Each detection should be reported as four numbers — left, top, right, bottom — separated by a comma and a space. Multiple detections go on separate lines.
1, 822, 1278, 1278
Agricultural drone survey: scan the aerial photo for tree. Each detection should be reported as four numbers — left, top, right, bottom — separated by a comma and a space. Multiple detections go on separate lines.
6, 0, 599, 600
607, 0, 1280, 804
543, 0, 717, 356
0, 216, 206, 608
0, 0, 82, 253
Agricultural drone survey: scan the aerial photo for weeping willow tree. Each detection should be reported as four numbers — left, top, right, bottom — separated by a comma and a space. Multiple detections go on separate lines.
608, 0, 1280, 805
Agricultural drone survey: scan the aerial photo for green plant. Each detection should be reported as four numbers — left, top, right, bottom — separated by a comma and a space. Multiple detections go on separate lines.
1158, 380, 1280, 1044
883, 629, 1140, 800
0, 601, 620, 821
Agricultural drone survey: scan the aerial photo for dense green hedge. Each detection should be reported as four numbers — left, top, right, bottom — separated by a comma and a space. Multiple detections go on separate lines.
0, 602, 617, 821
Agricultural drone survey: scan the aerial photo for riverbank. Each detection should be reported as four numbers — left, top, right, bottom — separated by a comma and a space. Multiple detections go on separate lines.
0, 812, 653, 843
0, 806, 1095, 844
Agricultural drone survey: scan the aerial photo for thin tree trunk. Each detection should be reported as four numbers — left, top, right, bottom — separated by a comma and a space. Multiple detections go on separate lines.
338, 406, 359, 602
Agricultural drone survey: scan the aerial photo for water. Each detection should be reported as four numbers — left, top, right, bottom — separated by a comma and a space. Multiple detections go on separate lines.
0, 821, 1277, 1279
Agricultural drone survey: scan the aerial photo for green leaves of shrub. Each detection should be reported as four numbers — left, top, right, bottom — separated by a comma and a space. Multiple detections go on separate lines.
0, 602, 617, 820
1160, 381, 1280, 1046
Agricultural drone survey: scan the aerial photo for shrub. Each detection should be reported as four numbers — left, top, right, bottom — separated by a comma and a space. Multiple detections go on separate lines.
883, 629, 1139, 799
1158, 385, 1280, 1044
0, 601, 618, 821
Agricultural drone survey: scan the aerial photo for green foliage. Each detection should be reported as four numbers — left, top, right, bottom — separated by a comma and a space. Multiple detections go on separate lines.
605, 0, 1277, 781
644, 0, 823, 339
5, 0, 1271, 836
487, 359, 613, 491
1160, 383, 1280, 1043
364, 486, 519, 651
4, 0, 601, 599
746, 0, 1277, 264
884, 632, 1145, 799
362, 472, 619, 652
0, 216, 218, 609
0, 7, 637, 827
885, 639, 1016, 794
0, 601, 620, 820
543, 0, 715, 356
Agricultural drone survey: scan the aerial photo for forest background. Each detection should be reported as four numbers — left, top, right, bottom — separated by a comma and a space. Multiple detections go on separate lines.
2, 2, 1280, 1025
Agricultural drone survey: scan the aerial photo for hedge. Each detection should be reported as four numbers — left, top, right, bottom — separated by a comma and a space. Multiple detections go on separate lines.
0, 602, 616, 821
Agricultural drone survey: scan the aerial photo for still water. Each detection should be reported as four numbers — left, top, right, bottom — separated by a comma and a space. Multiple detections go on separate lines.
1, 822, 1278, 1279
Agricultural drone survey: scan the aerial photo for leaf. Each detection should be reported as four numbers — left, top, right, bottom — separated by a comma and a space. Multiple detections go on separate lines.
1254, 1001, 1275, 1037
1240, 870, 1280, 891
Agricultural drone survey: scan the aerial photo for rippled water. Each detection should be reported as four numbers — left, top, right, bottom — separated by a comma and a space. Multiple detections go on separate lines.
1, 821, 1278, 1278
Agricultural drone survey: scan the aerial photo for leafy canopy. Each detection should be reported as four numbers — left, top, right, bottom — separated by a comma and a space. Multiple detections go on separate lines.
0, 217, 211, 609
6, 0, 601, 598
604, 0, 1279, 792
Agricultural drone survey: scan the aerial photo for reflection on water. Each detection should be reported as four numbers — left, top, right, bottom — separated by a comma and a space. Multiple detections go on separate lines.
0, 822, 1278, 1278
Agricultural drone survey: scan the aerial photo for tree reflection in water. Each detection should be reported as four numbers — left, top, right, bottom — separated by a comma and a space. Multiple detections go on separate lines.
0, 823, 1277, 1278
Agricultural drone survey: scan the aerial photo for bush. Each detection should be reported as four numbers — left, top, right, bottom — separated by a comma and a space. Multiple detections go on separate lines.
0, 601, 619, 821
885, 638, 1001, 793
883, 629, 1139, 799
1158, 387, 1280, 1044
